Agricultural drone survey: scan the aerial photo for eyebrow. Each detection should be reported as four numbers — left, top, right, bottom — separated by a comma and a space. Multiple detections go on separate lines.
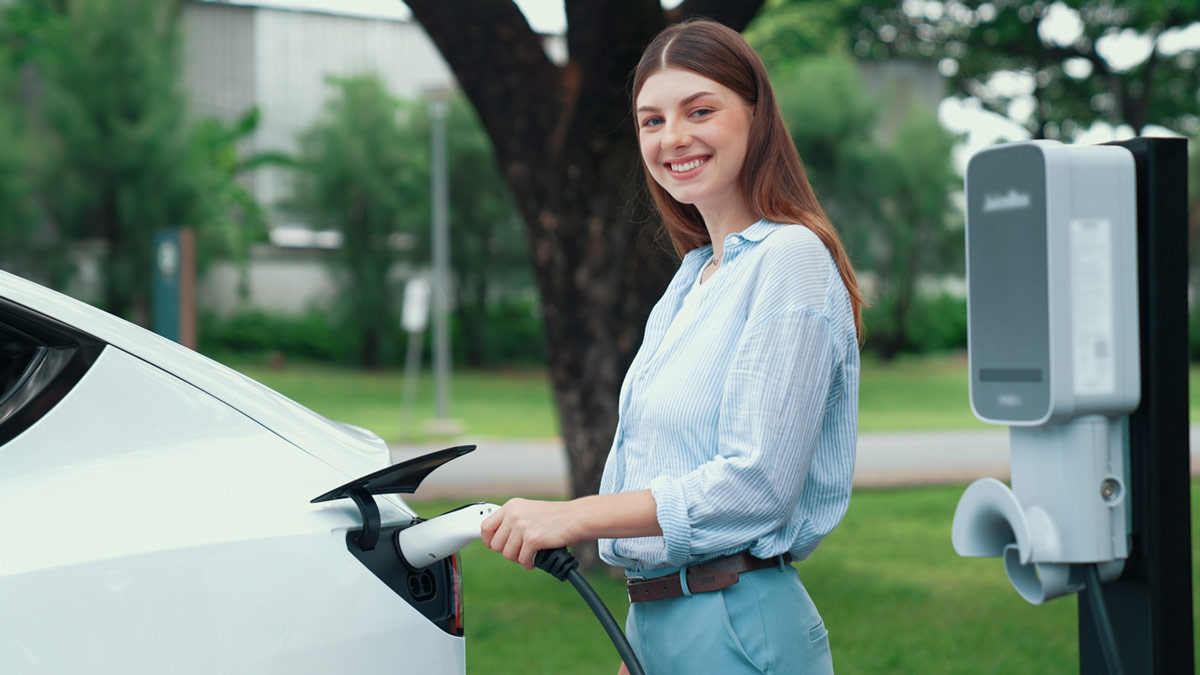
636, 91, 718, 114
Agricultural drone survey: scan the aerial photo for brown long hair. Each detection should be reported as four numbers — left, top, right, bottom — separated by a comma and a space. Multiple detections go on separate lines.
633, 19, 864, 339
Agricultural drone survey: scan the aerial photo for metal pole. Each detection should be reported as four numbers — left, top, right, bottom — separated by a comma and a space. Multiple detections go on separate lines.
1079, 137, 1193, 673
399, 326, 424, 435
429, 97, 451, 423
399, 276, 431, 438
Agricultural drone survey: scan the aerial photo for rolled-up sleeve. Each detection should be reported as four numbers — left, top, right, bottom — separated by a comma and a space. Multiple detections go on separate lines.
650, 307, 836, 567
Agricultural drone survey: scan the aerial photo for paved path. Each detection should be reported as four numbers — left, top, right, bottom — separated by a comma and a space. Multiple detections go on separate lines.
391, 427, 1200, 499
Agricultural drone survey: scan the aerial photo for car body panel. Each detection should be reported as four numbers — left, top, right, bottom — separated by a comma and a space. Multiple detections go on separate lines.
0, 271, 390, 481
0, 272, 466, 672
0, 536, 466, 673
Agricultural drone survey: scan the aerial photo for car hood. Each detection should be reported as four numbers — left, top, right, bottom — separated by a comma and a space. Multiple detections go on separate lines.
0, 270, 391, 480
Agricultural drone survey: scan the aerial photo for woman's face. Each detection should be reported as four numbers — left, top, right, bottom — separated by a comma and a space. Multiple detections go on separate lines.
635, 68, 754, 215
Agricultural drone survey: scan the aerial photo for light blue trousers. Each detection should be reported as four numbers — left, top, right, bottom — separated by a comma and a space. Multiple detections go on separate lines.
625, 562, 834, 674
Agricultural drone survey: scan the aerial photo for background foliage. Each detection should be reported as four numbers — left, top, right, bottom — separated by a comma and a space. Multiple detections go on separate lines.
286, 77, 533, 369
0, 66, 37, 260
773, 51, 963, 358
396, 94, 534, 369
0, 0, 1195, 364
850, 0, 1200, 140
0, 0, 268, 321
288, 75, 418, 368
200, 297, 546, 369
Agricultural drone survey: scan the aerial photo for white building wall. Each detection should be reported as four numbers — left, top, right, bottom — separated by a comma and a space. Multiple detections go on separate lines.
199, 247, 338, 318
183, 1, 456, 211
181, 2, 258, 124
181, 2, 260, 196
251, 6, 454, 209
198, 246, 418, 318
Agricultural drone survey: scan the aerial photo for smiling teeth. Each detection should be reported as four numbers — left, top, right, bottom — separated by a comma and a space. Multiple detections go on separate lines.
670, 158, 705, 172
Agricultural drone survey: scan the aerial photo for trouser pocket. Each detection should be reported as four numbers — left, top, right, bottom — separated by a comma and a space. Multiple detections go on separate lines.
720, 579, 770, 673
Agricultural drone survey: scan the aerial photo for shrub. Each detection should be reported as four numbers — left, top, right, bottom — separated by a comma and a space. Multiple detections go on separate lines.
199, 296, 548, 369
863, 291, 967, 357
904, 292, 968, 354
453, 296, 547, 367
198, 309, 350, 363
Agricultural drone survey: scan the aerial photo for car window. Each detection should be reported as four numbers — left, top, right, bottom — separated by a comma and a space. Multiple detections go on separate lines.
0, 324, 40, 404
0, 300, 104, 446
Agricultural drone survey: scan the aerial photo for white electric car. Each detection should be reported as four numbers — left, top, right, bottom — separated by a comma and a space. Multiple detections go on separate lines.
0, 270, 469, 673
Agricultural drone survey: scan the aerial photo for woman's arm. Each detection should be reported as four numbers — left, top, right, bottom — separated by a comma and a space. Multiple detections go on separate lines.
480, 490, 661, 569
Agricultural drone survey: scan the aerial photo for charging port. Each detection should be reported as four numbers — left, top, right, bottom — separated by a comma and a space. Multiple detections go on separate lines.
408, 569, 436, 601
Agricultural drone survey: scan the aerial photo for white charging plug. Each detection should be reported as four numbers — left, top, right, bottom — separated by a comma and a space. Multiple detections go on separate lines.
396, 502, 500, 568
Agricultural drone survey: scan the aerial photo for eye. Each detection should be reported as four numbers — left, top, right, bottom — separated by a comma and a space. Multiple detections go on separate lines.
690, 108, 714, 118
640, 116, 663, 129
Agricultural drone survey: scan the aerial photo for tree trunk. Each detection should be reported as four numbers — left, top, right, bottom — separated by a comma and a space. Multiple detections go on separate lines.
406, 2, 766, 564
457, 222, 491, 368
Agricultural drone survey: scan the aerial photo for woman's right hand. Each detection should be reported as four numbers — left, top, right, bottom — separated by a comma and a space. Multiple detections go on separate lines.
481, 491, 662, 569
480, 498, 582, 570
618, 662, 630, 675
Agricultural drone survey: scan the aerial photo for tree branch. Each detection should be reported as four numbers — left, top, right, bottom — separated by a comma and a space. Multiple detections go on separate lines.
404, 0, 561, 158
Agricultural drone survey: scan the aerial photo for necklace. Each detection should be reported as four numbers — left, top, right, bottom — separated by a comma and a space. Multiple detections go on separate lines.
708, 255, 721, 269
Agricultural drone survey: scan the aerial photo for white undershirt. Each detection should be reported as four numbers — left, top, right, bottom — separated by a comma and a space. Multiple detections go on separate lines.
653, 258, 717, 360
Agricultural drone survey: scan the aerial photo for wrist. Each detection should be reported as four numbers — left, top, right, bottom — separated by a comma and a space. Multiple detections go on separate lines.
570, 491, 661, 541
570, 494, 604, 542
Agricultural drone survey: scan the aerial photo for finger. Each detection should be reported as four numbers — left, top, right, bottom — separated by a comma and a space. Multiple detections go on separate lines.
502, 528, 523, 563
481, 509, 502, 538
618, 662, 630, 675
518, 540, 537, 570
488, 518, 510, 554
480, 510, 502, 547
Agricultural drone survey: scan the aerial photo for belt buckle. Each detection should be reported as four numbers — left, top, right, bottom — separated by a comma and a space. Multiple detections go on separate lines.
625, 576, 646, 584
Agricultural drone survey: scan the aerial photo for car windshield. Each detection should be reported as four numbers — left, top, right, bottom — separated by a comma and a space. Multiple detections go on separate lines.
0, 324, 39, 404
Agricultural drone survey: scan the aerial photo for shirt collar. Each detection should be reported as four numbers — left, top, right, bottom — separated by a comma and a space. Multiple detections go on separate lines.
730, 219, 784, 243
680, 220, 785, 265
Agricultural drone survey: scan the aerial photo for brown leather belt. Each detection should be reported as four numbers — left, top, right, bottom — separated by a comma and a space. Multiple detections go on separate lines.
626, 551, 792, 603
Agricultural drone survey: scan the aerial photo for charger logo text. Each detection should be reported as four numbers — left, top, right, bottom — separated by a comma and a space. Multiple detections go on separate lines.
982, 189, 1032, 213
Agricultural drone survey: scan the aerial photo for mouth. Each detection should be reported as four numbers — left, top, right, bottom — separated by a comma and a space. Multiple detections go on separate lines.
665, 156, 710, 176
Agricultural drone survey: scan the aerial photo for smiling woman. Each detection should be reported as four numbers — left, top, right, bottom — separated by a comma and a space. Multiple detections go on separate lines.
480, 19, 865, 675
635, 69, 756, 259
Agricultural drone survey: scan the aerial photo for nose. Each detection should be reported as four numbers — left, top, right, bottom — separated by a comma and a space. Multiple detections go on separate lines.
660, 118, 690, 151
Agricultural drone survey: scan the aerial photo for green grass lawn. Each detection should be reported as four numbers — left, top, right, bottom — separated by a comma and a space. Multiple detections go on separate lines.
228, 356, 1198, 442
857, 353, 986, 431
413, 481, 1200, 674
233, 363, 559, 442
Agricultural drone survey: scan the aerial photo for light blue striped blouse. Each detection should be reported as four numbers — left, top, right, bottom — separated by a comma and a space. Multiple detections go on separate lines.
598, 220, 860, 573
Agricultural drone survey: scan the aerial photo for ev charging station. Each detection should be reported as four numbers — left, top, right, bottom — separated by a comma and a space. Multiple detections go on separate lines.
951, 138, 1193, 673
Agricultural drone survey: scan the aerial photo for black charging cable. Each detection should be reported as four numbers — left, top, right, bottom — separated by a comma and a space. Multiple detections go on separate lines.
1083, 564, 1124, 675
535, 548, 646, 675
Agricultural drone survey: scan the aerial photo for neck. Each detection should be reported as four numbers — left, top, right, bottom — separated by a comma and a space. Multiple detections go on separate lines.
697, 198, 758, 261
